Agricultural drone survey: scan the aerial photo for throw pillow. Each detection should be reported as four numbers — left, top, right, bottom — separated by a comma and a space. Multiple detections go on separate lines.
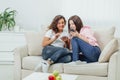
98, 38, 118, 63
93, 27, 115, 51
25, 32, 45, 56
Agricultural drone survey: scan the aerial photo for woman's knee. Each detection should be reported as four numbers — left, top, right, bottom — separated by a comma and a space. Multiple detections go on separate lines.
71, 37, 83, 44
42, 47, 52, 60
59, 48, 67, 52
71, 37, 78, 45
71, 37, 76, 42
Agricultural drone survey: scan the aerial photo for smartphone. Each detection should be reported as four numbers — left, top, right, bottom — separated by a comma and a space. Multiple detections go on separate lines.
61, 36, 68, 42
70, 29, 75, 32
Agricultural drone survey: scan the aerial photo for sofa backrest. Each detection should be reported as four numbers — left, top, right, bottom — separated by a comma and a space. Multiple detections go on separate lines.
117, 38, 120, 50
25, 27, 47, 56
25, 26, 117, 56
93, 27, 115, 51
93, 27, 118, 63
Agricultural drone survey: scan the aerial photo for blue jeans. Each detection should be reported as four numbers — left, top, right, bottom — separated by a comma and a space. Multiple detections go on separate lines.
71, 37, 101, 63
42, 45, 72, 63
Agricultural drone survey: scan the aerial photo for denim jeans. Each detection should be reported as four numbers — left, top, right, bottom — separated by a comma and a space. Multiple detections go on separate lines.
71, 37, 101, 63
42, 45, 72, 63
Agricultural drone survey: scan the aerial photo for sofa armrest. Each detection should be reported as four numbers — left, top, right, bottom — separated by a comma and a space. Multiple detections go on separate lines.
117, 38, 120, 49
14, 45, 28, 60
108, 50, 120, 80
14, 45, 28, 80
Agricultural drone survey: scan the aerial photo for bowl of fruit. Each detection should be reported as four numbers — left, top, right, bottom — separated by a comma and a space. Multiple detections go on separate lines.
48, 70, 62, 80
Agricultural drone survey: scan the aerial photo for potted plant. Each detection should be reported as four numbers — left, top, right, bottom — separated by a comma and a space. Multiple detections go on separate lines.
0, 8, 16, 31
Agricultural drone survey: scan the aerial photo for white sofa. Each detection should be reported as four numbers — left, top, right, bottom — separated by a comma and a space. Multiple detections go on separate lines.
14, 27, 120, 80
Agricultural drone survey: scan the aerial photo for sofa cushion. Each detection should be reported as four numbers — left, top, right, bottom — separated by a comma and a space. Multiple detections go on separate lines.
25, 31, 45, 56
25, 32, 41, 56
76, 75, 107, 80
93, 27, 115, 50
64, 62, 108, 76
22, 56, 64, 73
99, 39, 118, 63
22, 56, 43, 70
117, 38, 120, 50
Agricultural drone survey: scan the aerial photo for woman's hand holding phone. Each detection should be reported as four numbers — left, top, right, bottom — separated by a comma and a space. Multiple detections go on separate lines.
70, 31, 79, 38
61, 36, 69, 42
61, 36, 70, 49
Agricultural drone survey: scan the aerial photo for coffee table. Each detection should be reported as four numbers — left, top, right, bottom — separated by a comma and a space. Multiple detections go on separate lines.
23, 72, 78, 80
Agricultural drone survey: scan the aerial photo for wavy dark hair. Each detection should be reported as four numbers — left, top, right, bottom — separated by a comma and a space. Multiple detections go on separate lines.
48, 15, 66, 33
68, 15, 83, 33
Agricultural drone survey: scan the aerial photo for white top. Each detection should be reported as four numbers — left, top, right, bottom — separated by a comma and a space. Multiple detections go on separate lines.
45, 29, 69, 48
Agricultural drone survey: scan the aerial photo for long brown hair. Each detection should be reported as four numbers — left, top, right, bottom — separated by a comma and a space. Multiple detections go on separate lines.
48, 15, 66, 33
68, 15, 83, 33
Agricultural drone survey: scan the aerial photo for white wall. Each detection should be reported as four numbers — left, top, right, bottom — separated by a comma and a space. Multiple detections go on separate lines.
0, 0, 62, 31
61, 0, 120, 37
0, 0, 120, 37
0, 64, 13, 80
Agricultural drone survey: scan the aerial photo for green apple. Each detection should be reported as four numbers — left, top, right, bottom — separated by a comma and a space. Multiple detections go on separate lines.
52, 70, 59, 77
56, 75, 62, 80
